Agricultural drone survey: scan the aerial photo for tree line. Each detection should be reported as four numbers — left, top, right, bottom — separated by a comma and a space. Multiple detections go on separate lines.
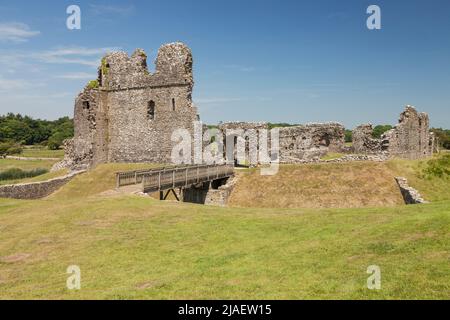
0, 115, 448, 158
0, 113, 74, 156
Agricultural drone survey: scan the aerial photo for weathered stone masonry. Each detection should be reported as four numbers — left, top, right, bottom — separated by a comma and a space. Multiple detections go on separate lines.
218, 122, 346, 164
58, 42, 198, 170
352, 106, 434, 159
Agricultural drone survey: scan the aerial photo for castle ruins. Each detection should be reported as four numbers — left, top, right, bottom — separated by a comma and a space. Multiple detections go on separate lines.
55, 42, 435, 171
56, 42, 198, 170
352, 106, 435, 159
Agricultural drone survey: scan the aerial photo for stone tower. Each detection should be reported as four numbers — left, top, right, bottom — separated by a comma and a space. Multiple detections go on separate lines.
58, 42, 199, 170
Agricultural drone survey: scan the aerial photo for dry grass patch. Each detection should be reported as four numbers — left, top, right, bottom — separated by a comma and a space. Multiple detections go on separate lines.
229, 162, 405, 208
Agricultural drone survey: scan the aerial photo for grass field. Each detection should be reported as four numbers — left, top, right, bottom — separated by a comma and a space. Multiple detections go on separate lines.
0, 158, 61, 185
0, 156, 448, 299
14, 147, 64, 159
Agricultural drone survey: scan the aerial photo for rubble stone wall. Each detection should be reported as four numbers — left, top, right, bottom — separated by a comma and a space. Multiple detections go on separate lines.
217, 122, 345, 164
352, 106, 434, 160
395, 177, 427, 204
279, 123, 345, 163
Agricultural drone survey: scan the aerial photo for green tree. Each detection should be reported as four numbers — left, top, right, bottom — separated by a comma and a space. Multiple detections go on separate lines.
345, 130, 352, 143
0, 141, 22, 158
372, 125, 393, 139
431, 128, 450, 150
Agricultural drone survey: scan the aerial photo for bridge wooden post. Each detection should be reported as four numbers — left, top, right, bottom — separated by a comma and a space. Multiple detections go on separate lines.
158, 171, 161, 191
173, 170, 175, 188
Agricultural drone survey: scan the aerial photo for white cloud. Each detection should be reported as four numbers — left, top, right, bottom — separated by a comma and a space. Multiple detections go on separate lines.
89, 4, 135, 16
33, 46, 120, 68
0, 22, 40, 43
54, 72, 96, 80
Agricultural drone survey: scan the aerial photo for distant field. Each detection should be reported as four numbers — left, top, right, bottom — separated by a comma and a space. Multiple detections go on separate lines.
0, 158, 60, 185
0, 158, 57, 171
15, 147, 64, 159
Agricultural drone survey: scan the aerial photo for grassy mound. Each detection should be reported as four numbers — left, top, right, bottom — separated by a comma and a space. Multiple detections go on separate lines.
229, 154, 450, 209
229, 162, 405, 208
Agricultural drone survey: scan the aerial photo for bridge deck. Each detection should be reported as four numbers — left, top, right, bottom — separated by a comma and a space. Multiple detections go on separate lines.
116, 164, 234, 193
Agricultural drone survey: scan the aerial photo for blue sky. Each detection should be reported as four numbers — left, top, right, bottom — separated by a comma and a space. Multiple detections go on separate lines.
0, 0, 449, 128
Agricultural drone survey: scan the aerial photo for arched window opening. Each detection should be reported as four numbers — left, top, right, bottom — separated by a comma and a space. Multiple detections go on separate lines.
148, 101, 155, 120
172, 98, 176, 111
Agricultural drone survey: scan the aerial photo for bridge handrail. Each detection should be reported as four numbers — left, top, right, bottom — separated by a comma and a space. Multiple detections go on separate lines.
116, 164, 234, 189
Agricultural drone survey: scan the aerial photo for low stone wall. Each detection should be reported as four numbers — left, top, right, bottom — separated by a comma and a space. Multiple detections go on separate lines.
0, 170, 85, 200
282, 154, 388, 164
395, 177, 427, 204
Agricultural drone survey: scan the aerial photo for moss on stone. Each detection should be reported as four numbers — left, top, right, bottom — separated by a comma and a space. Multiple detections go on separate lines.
101, 57, 109, 76
87, 80, 99, 89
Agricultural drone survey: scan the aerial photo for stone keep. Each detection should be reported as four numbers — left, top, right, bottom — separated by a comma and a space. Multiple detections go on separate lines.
60, 42, 198, 170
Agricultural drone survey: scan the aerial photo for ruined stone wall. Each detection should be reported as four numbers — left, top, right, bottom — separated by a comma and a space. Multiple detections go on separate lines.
382, 106, 432, 159
395, 177, 427, 204
61, 42, 198, 170
216, 122, 345, 164
352, 124, 382, 154
218, 122, 268, 165
352, 106, 433, 159
278, 123, 345, 162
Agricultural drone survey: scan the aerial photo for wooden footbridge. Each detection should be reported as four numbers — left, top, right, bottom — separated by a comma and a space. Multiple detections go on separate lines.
116, 164, 234, 200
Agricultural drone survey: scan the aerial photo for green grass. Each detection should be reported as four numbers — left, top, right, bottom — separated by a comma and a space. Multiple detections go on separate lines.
50, 163, 164, 200
0, 157, 448, 299
386, 155, 450, 202
0, 169, 69, 186
18, 148, 64, 159
321, 152, 344, 161
0, 158, 60, 185
0, 158, 57, 171
0, 168, 48, 182
0, 196, 448, 299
